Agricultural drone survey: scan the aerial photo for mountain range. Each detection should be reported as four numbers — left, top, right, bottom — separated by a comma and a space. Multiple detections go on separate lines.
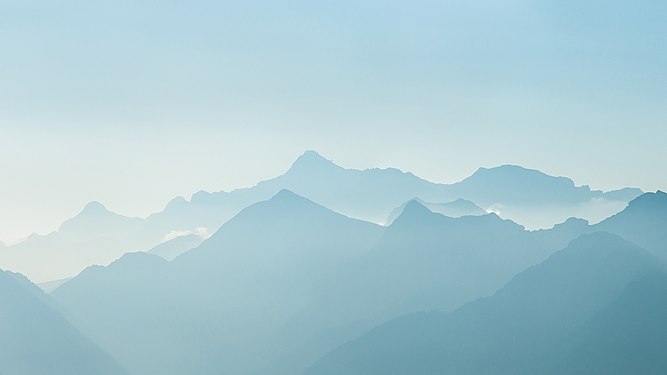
47, 188, 666, 374
0, 151, 643, 283
0, 151, 662, 375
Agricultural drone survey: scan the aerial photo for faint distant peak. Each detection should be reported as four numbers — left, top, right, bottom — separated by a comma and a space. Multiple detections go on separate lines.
165, 195, 188, 208
81, 201, 110, 214
451, 198, 475, 204
287, 150, 341, 173
473, 164, 555, 179
603, 187, 643, 202
445, 198, 484, 208
475, 164, 528, 173
463, 164, 580, 192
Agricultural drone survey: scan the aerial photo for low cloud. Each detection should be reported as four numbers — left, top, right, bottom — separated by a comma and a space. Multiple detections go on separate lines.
163, 227, 211, 242
486, 203, 503, 216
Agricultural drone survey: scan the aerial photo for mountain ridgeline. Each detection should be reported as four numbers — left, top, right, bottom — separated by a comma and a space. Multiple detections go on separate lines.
0, 151, 643, 283
46, 187, 667, 375
1, 151, 664, 375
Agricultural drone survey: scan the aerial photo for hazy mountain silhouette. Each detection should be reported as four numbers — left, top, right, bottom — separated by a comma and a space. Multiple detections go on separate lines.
0, 202, 199, 282
146, 234, 204, 261
386, 198, 486, 224
2, 151, 642, 282
449, 165, 637, 206
0, 201, 160, 282
38, 276, 74, 293
145, 151, 641, 239
0, 269, 127, 375
52, 190, 384, 375
58, 201, 144, 243
594, 191, 667, 260
0, 232, 123, 283
143, 150, 448, 233
549, 270, 667, 375
305, 232, 664, 375
446, 165, 642, 228
50, 193, 616, 375
260, 200, 596, 374
34, 181, 659, 374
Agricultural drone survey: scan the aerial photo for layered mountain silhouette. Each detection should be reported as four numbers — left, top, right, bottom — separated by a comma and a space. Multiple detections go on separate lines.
51, 191, 607, 375
0, 269, 126, 375
58, 201, 144, 243
3, 153, 660, 375
0, 202, 159, 282
0, 151, 642, 282
450, 165, 640, 206
0, 232, 123, 282
255, 200, 588, 374
306, 232, 666, 375
149, 151, 641, 232
53, 190, 384, 375
50, 191, 667, 375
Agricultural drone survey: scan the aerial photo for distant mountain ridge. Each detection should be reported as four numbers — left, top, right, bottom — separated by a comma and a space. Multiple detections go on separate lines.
146, 150, 642, 242
0, 150, 643, 283
58, 201, 144, 243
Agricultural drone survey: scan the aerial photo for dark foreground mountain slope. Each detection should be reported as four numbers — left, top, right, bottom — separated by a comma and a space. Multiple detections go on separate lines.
306, 232, 664, 375
549, 270, 667, 375
0, 270, 127, 375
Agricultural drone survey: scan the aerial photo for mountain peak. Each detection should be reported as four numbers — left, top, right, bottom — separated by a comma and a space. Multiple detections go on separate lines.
272, 189, 305, 202
472, 165, 561, 181
393, 200, 434, 225
165, 195, 187, 208
268, 189, 326, 210
81, 201, 110, 214
287, 150, 340, 173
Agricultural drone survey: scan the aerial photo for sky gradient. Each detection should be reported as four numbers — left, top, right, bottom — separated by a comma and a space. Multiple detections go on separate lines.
1, 0, 666, 243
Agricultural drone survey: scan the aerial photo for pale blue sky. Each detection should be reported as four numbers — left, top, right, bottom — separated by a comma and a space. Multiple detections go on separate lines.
1, 0, 666, 243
